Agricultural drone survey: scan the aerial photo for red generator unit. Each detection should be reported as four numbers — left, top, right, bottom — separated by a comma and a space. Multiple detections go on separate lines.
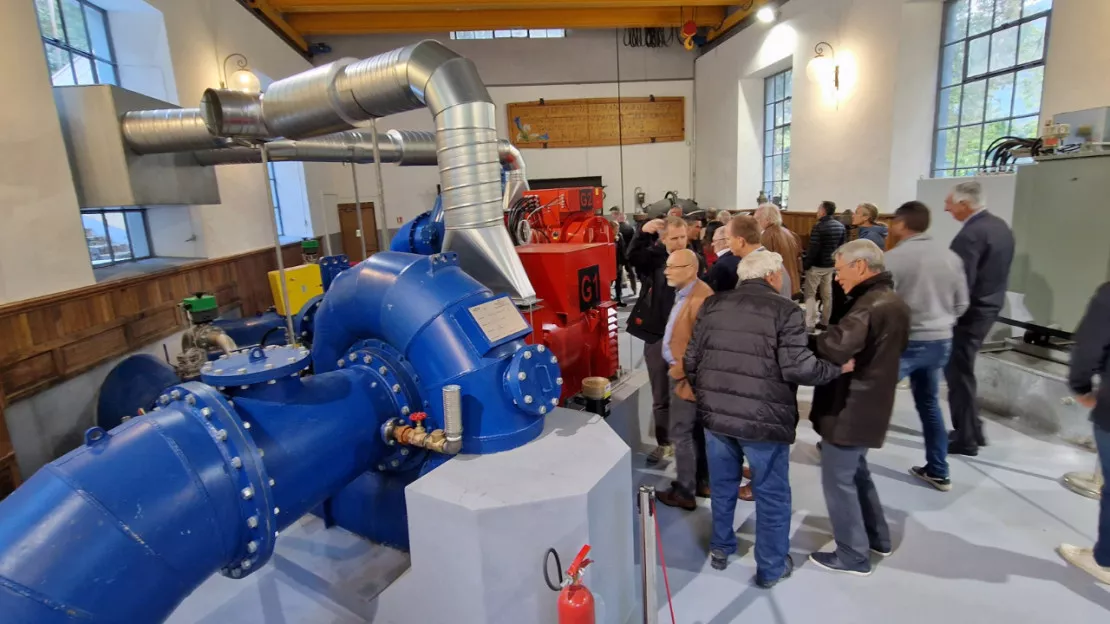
516, 243, 619, 401
519, 187, 614, 245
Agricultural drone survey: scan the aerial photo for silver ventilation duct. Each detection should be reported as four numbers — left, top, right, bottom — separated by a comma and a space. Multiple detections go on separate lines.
499, 139, 529, 215
120, 108, 230, 154
216, 40, 535, 302
191, 129, 439, 166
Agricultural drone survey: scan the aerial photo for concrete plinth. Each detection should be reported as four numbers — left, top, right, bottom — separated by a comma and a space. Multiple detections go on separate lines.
371, 408, 633, 624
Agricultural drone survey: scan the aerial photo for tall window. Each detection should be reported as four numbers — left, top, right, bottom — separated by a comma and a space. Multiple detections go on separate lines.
932, 0, 1051, 177
35, 0, 118, 87
451, 29, 565, 40
269, 162, 286, 237
763, 68, 792, 208
81, 209, 151, 267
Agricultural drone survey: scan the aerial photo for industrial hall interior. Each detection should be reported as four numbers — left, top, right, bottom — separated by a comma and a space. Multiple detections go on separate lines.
3, 0, 1110, 622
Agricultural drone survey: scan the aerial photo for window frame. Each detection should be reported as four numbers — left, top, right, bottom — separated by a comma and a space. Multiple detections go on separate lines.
450, 29, 565, 40
762, 67, 792, 208
81, 208, 152, 268
38, 0, 119, 86
930, 0, 1053, 178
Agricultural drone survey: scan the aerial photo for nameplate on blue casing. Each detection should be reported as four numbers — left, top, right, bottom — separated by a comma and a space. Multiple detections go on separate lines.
467, 297, 530, 344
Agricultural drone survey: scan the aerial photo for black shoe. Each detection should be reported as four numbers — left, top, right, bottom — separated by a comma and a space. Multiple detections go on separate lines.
869, 545, 893, 558
756, 554, 795, 588
809, 551, 872, 577
657, 488, 697, 511
910, 466, 952, 491
816, 323, 829, 331
976, 434, 988, 447
947, 441, 979, 457
710, 549, 729, 570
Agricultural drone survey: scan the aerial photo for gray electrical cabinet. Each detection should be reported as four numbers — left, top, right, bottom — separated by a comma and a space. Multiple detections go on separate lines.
1009, 155, 1110, 332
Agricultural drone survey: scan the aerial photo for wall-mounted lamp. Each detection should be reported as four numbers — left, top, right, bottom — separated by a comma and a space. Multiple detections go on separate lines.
806, 42, 839, 91
221, 53, 261, 94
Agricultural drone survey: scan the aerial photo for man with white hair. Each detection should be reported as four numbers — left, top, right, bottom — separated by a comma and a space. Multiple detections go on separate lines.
755, 203, 802, 297
685, 250, 848, 585
808, 240, 911, 576
943, 181, 1015, 456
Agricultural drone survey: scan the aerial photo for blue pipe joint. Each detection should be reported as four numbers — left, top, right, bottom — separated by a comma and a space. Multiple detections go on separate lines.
389, 207, 444, 255
320, 255, 350, 291
504, 344, 562, 416
0, 382, 272, 623
200, 345, 311, 388
311, 251, 559, 454
294, 295, 324, 344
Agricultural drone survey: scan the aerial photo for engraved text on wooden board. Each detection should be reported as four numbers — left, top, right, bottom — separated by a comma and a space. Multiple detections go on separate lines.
507, 97, 685, 149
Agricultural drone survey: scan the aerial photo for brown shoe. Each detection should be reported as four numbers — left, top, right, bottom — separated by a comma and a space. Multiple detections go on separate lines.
696, 483, 712, 498
738, 485, 754, 501
657, 488, 697, 511
743, 466, 752, 480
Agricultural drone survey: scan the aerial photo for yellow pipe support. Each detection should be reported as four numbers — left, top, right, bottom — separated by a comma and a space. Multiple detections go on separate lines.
287, 6, 727, 34
706, 0, 774, 43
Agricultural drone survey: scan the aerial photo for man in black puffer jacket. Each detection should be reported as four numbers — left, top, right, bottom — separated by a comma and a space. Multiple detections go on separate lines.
804, 200, 847, 329
685, 250, 846, 587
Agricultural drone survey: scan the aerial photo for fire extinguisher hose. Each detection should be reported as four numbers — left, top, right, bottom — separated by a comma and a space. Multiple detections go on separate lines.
544, 547, 565, 592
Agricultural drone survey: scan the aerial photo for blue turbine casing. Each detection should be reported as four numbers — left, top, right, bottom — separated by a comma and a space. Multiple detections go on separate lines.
312, 251, 557, 453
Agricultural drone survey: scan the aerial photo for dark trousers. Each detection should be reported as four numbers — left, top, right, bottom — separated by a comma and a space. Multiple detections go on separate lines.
821, 443, 891, 571
706, 432, 791, 582
1095, 425, 1110, 567
899, 339, 953, 478
668, 379, 707, 496
944, 313, 996, 449
644, 340, 670, 445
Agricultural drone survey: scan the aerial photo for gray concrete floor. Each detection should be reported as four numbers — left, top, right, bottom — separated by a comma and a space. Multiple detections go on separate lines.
639, 386, 1108, 623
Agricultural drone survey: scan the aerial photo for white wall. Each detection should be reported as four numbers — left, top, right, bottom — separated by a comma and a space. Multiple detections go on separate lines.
696, 0, 1110, 218
0, 0, 96, 303
695, 0, 943, 215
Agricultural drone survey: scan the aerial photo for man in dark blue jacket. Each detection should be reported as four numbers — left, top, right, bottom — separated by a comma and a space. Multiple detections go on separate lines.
853, 203, 888, 248
705, 215, 762, 292
1058, 282, 1110, 584
804, 201, 847, 329
943, 181, 1014, 456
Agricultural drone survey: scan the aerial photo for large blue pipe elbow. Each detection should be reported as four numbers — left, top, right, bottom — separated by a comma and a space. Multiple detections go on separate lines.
311, 252, 560, 453
0, 365, 397, 623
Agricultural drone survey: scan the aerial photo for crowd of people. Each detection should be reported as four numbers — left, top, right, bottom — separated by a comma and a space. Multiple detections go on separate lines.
611, 181, 1109, 588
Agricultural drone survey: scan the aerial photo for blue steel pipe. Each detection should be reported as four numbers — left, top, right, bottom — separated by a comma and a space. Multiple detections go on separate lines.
0, 366, 396, 623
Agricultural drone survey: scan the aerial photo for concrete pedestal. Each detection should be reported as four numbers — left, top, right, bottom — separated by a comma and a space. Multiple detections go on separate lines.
371, 408, 633, 624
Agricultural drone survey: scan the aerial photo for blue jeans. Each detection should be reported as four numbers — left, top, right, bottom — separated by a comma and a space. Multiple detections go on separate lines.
899, 339, 952, 479
706, 431, 791, 583
1095, 425, 1110, 567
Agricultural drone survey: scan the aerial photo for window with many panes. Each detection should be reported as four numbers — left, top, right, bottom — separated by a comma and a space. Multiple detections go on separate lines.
932, 0, 1051, 177
451, 29, 566, 40
81, 209, 151, 267
763, 68, 792, 208
35, 0, 118, 87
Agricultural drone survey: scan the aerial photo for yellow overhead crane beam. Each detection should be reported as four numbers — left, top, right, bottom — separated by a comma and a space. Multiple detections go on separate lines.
706, 0, 775, 42
244, 0, 310, 52
286, 6, 727, 35
271, 0, 733, 13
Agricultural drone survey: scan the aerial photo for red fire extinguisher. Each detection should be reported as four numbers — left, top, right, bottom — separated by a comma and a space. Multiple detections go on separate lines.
545, 544, 595, 624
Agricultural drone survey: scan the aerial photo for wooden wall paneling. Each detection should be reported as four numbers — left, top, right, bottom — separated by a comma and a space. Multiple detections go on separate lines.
0, 240, 319, 488
507, 96, 686, 149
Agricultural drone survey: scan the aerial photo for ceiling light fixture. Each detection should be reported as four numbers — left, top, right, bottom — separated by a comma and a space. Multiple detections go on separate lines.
756, 7, 777, 23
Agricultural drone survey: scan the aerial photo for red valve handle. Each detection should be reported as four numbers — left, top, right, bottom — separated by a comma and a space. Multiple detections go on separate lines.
410, 412, 427, 423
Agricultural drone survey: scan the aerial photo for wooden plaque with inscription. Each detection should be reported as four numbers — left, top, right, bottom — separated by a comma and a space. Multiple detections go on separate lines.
506, 96, 685, 149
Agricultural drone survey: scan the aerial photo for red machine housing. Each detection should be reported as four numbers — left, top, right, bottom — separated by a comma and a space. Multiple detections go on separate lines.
522, 187, 614, 245
517, 243, 619, 401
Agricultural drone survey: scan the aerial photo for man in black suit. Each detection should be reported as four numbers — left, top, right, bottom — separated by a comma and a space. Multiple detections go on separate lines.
609, 207, 637, 300
943, 181, 1015, 456
804, 201, 847, 330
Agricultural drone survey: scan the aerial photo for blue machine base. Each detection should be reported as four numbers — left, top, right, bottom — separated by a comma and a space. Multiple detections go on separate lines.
319, 469, 420, 551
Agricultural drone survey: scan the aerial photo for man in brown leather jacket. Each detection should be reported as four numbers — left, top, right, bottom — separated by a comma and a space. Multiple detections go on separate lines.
808, 239, 911, 577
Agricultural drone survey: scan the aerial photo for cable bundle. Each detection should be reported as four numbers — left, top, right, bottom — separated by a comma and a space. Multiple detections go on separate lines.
981, 135, 1041, 171
623, 27, 678, 48
507, 195, 541, 245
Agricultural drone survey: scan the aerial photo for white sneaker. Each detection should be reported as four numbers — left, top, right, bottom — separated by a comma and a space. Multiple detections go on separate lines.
1058, 544, 1110, 584
646, 444, 674, 465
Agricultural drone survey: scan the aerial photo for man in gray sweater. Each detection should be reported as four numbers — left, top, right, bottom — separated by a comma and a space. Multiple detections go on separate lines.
885, 201, 969, 491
